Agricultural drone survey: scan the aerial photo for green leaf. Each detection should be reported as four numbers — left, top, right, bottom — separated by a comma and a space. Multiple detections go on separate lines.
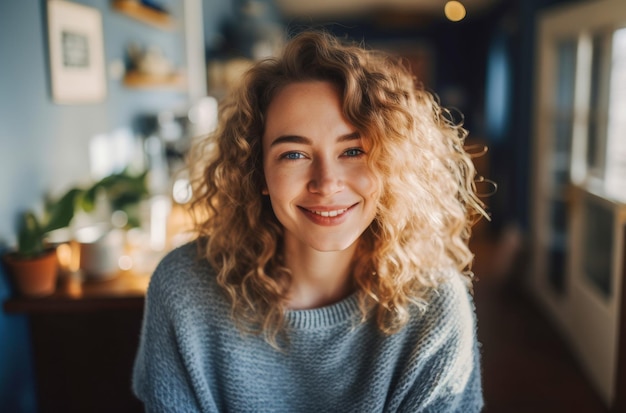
80, 183, 100, 212
43, 188, 83, 233
81, 171, 148, 213
17, 211, 44, 257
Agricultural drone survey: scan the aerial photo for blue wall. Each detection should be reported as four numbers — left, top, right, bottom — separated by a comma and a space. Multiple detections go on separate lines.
0, 0, 233, 410
0, 0, 188, 245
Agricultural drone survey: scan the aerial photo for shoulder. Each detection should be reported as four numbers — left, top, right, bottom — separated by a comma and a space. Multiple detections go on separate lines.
399, 273, 482, 410
153, 241, 205, 274
423, 271, 475, 325
150, 241, 207, 286
406, 271, 478, 361
424, 272, 479, 376
146, 241, 221, 313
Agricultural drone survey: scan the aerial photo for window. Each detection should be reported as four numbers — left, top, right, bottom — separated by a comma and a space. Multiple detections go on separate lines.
531, 1, 626, 407
605, 28, 626, 200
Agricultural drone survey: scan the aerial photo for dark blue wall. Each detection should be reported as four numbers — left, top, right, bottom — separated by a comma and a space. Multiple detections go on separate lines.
0, 253, 36, 412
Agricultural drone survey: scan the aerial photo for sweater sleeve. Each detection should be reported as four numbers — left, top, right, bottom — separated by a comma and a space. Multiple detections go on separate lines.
132, 254, 215, 413
395, 276, 484, 413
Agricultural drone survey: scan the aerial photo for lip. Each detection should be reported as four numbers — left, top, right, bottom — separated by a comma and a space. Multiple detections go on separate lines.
298, 203, 357, 226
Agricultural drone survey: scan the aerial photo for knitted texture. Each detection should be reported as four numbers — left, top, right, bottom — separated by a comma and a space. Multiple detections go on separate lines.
132, 243, 484, 412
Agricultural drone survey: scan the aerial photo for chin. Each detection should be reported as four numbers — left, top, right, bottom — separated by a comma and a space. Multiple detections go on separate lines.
307, 237, 359, 253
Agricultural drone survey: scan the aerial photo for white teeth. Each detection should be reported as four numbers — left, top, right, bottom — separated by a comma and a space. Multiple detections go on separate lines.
311, 208, 347, 217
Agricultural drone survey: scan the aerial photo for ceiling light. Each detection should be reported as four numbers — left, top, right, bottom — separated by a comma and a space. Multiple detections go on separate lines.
445, 1, 466, 22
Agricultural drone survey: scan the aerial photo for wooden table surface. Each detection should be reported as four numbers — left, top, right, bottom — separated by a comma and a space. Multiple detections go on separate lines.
3, 269, 151, 314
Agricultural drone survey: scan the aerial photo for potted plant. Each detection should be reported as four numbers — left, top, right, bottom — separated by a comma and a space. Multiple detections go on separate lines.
80, 170, 148, 228
74, 170, 149, 280
2, 189, 83, 297
2, 170, 148, 297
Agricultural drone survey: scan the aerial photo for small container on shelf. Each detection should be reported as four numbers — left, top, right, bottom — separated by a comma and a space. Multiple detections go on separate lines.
112, 0, 175, 30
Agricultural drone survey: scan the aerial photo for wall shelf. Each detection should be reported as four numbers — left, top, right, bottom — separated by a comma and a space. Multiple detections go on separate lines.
123, 71, 185, 90
112, 0, 175, 30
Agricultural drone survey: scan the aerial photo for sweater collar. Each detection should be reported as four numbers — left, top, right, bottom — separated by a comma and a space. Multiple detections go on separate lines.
284, 292, 362, 329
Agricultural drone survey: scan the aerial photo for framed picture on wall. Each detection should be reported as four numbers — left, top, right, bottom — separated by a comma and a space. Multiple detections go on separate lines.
47, 0, 106, 104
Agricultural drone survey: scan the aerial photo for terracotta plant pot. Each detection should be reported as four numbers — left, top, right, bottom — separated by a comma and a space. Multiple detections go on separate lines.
2, 249, 59, 297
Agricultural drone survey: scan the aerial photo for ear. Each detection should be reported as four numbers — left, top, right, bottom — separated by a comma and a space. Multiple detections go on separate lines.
262, 187, 269, 195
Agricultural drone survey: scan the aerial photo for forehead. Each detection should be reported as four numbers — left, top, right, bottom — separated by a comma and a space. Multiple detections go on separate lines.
262, 81, 351, 140
267, 80, 341, 113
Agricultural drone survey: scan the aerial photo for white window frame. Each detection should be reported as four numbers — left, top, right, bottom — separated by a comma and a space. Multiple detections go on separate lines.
530, 0, 626, 407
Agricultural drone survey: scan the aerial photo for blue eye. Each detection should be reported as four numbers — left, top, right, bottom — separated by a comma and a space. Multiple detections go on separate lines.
344, 148, 365, 157
282, 152, 304, 160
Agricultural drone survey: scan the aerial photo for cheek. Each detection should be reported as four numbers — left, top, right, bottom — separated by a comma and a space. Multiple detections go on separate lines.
353, 167, 380, 201
361, 172, 381, 223
262, 163, 279, 193
264, 169, 298, 205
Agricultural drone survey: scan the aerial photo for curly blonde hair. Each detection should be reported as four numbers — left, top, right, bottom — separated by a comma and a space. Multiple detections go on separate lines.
189, 31, 487, 345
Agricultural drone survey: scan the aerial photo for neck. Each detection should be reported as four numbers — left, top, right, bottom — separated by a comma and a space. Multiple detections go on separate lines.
283, 237, 358, 310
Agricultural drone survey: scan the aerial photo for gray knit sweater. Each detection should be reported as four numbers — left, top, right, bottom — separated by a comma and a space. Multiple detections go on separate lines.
132, 243, 484, 412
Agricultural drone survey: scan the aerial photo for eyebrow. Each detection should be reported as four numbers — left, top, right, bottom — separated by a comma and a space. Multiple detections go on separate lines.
269, 131, 361, 147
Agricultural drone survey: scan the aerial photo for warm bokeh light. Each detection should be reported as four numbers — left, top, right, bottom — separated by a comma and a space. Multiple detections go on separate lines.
118, 255, 133, 271
56, 243, 72, 270
172, 178, 192, 204
445, 1, 466, 22
53, 236, 81, 273
111, 210, 129, 228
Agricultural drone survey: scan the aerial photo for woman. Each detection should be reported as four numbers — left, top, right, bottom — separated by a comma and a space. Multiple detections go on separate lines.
133, 31, 487, 412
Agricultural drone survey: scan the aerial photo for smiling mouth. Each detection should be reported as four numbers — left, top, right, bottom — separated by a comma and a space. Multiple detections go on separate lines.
307, 208, 349, 217
300, 203, 357, 218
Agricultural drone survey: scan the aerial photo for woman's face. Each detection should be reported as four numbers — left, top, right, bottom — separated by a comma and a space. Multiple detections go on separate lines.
262, 81, 380, 253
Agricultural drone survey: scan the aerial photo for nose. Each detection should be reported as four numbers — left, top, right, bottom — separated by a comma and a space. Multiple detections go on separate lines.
307, 158, 344, 195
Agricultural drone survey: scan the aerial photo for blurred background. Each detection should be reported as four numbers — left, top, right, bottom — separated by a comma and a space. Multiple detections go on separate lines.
1, 0, 625, 412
